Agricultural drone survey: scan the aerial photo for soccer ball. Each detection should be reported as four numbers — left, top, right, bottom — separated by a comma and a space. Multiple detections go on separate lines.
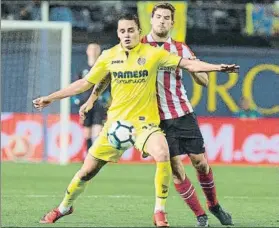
107, 120, 136, 150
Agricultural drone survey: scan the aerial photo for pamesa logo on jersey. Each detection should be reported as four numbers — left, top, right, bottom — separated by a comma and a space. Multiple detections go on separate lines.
112, 70, 149, 84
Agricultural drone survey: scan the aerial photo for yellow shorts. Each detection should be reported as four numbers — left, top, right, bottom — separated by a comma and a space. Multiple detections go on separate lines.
88, 121, 163, 162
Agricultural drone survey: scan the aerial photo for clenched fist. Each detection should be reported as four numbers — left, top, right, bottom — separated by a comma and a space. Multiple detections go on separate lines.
32, 96, 52, 111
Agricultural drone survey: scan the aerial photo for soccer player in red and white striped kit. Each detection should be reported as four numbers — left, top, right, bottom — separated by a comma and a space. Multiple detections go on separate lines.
80, 3, 233, 227
141, 3, 233, 227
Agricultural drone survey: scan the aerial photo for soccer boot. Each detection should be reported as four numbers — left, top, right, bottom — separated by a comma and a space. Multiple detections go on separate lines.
196, 214, 209, 227
153, 210, 169, 227
39, 206, 73, 223
209, 204, 233, 226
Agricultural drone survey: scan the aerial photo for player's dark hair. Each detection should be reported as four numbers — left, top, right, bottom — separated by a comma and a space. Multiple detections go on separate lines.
117, 13, 141, 30
152, 2, 176, 21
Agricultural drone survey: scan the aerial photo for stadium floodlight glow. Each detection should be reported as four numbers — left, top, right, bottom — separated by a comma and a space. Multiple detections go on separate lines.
1, 20, 72, 165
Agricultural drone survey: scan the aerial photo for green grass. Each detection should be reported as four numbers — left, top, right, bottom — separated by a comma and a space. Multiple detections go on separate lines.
1, 162, 279, 227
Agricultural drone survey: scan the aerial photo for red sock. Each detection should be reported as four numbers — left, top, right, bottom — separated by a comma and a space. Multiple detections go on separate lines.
174, 175, 206, 217
197, 167, 218, 208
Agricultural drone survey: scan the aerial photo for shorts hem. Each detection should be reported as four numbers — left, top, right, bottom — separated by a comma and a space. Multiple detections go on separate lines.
170, 150, 205, 158
89, 153, 119, 163
139, 129, 161, 155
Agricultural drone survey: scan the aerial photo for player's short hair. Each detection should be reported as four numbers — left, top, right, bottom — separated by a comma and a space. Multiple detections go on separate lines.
152, 2, 176, 21
117, 13, 141, 30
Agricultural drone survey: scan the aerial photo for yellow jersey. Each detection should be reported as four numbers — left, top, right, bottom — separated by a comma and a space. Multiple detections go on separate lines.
86, 42, 181, 126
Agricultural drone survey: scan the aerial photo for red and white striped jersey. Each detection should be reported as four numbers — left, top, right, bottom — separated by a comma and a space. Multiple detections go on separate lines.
141, 34, 194, 120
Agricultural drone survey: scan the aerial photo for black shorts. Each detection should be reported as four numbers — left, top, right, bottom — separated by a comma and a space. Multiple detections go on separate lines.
159, 113, 205, 157
83, 101, 106, 127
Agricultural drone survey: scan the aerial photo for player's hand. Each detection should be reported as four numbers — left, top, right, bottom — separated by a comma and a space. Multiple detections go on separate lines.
32, 96, 52, 111
219, 64, 240, 73
79, 102, 94, 120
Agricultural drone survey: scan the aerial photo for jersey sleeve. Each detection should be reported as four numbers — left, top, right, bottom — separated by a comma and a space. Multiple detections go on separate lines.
86, 50, 110, 84
157, 48, 182, 68
182, 43, 195, 59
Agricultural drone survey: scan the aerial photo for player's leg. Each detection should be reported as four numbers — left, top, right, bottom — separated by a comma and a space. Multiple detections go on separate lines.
136, 126, 171, 227
184, 113, 233, 225
40, 154, 107, 224
145, 132, 171, 212
58, 154, 107, 212
170, 156, 208, 227
189, 153, 233, 225
160, 116, 208, 227
40, 125, 123, 224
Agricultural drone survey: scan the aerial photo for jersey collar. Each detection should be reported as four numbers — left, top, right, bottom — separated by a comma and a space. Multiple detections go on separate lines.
146, 33, 172, 44
118, 42, 142, 53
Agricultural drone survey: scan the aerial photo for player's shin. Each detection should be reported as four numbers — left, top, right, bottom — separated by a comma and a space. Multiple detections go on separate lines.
174, 175, 206, 217
154, 161, 172, 212
58, 175, 88, 214
197, 167, 218, 208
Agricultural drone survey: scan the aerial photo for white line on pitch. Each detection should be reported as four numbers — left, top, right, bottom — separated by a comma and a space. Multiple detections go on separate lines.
2, 195, 279, 200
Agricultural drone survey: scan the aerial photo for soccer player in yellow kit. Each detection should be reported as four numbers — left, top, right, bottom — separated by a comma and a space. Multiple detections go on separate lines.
33, 13, 239, 227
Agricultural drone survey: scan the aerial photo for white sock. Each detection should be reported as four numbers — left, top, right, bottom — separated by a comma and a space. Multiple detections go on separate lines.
154, 198, 166, 213
58, 203, 71, 214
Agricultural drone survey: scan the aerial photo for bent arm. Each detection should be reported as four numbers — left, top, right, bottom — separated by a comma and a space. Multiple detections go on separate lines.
86, 74, 111, 105
47, 78, 93, 102
190, 72, 209, 87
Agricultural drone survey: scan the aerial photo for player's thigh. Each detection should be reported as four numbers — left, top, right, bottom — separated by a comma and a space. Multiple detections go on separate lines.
135, 124, 169, 162
161, 113, 205, 157
83, 126, 92, 139
160, 118, 182, 158
88, 126, 125, 163
188, 153, 208, 168
91, 124, 103, 138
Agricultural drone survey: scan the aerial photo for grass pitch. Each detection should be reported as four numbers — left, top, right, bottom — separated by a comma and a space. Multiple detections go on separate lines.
1, 162, 279, 227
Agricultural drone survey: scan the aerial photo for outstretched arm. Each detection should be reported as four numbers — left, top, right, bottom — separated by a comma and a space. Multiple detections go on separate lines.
179, 58, 239, 73
158, 48, 238, 86
33, 78, 93, 110
33, 49, 110, 111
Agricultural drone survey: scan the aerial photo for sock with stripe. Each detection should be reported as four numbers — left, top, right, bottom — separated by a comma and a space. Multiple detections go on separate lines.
174, 175, 206, 217
197, 167, 218, 208
58, 175, 88, 214
154, 161, 172, 213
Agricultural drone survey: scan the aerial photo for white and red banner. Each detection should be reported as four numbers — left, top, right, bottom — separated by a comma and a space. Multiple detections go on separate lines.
1, 113, 279, 165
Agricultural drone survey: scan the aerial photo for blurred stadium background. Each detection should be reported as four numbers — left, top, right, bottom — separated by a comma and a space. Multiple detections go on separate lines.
1, 0, 279, 227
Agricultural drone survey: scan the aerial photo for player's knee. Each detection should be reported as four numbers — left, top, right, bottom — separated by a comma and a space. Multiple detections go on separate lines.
172, 169, 185, 184
152, 144, 170, 162
78, 168, 99, 181
78, 158, 106, 181
193, 160, 208, 173
171, 158, 185, 184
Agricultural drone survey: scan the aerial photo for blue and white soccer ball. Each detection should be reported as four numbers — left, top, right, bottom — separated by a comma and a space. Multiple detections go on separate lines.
107, 120, 136, 150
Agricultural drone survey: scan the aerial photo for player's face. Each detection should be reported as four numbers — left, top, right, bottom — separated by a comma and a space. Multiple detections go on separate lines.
117, 20, 140, 50
151, 8, 174, 37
